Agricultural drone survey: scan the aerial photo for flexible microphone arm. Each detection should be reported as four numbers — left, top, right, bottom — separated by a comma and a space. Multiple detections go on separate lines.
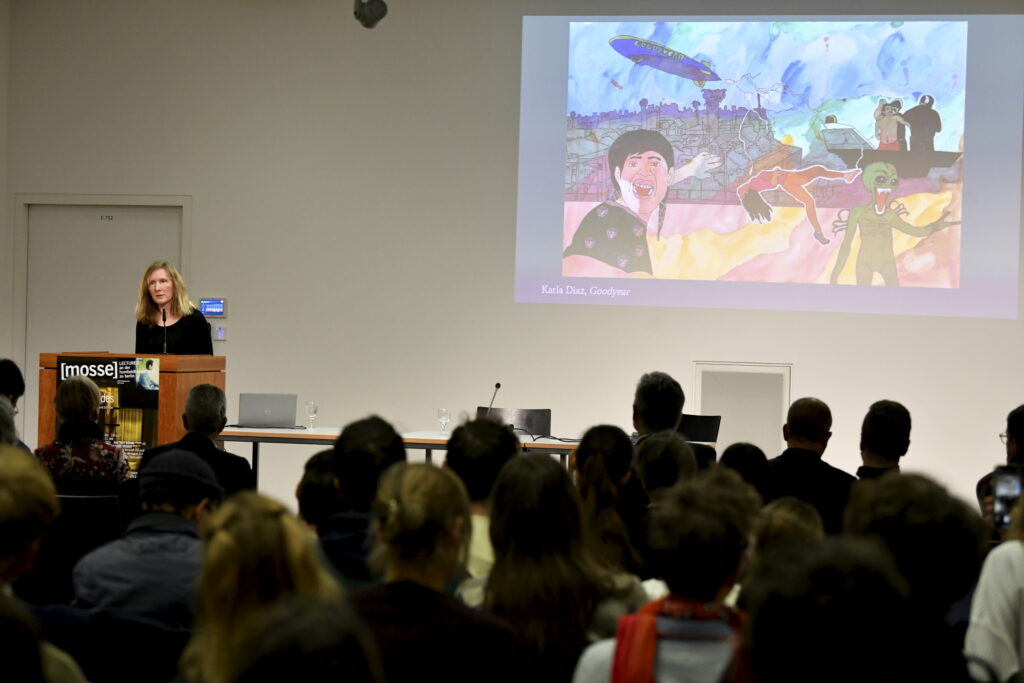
161, 309, 168, 355
485, 382, 501, 416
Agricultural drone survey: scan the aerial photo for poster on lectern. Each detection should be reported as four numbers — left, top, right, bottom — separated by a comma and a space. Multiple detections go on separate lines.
55, 356, 161, 473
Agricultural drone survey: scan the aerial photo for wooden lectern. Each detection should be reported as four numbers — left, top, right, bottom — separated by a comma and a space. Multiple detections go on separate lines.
37, 352, 226, 448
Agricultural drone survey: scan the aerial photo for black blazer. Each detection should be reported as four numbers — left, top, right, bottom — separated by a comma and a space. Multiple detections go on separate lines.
140, 432, 255, 496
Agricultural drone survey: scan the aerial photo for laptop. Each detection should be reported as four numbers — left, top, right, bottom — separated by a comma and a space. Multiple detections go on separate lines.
237, 393, 299, 428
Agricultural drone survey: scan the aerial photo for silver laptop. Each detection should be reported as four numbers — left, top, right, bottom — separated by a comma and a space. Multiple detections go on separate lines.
237, 393, 298, 428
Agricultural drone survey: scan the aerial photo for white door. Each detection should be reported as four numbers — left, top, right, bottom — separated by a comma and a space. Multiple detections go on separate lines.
23, 204, 182, 448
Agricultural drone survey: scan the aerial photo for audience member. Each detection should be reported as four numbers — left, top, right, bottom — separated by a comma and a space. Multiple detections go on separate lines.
0, 592, 47, 683
689, 442, 717, 471
633, 430, 696, 499
764, 397, 853, 533
226, 596, 384, 683
140, 384, 254, 495
444, 418, 519, 578
719, 442, 769, 500
319, 415, 406, 589
0, 445, 87, 683
632, 371, 685, 440
845, 473, 987, 681
743, 537, 911, 683
180, 491, 340, 683
72, 449, 223, 630
573, 424, 644, 574
573, 467, 760, 683
35, 375, 130, 492
857, 400, 911, 479
295, 450, 344, 532
484, 453, 646, 683
965, 495, 1024, 682
0, 395, 18, 447
0, 359, 31, 452
349, 463, 524, 683
977, 404, 1024, 509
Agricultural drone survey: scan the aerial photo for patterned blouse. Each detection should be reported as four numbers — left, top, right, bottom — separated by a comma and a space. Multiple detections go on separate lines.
35, 419, 130, 484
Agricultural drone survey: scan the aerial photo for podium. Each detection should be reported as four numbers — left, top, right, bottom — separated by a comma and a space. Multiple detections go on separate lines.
37, 352, 226, 455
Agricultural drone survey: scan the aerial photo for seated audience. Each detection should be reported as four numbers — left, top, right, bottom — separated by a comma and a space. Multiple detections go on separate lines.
318, 415, 406, 589
72, 449, 223, 629
857, 399, 911, 479
965, 495, 1024, 682
295, 449, 344, 532
0, 358, 31, 452
226, 596, 384, 683
764, 397, 853, 533
689, 442, 717, 471
180, 491, 341, 683
632, 371, 685, 441
444, 418, 519, 578
141, 384, 254, 495
35, 375, 129, 491
0, 395, 17, 447
633, 430, 696, 500
484, 453, 646, 683
573, 425, 644, 574
573, 467, 760, 683
0, 592, 47, 683
349, 463, 524, 683
0, 445, 87, 683
977, 404, 1024, 509
719, 442, 769, 500
845, 473, 987, 681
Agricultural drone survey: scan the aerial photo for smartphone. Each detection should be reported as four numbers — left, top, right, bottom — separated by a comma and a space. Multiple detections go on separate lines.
992, 465, 1022, 531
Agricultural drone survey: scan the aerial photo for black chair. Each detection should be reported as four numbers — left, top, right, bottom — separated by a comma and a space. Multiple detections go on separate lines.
677, 413, 722, 444
14, 494, 122, 605
476, 407, 552, 438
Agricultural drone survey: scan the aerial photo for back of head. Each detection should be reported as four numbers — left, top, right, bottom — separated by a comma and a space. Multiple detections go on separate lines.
445, 419, 520, 503
0, 397, 16, 446
844, 473, 987, 616
746, 537, 910, 683
752, 496, 824, 558
648, 467, 760, 600
0, 446, 59, 579
634, 430, 696, 495
0, 359, 26, 403
719, 442, 768, 493
785, 397, 832, 443
690, 443, 717, 471
229, 596, 383, 683
297, 450, 344, 529
633, 371, 685, 432
372, 462, 469, 573
139, 449, 224, 510
185, 384, 227, 436
860, 400, 911, 461
55, 375, 101, 422
575, 424, 633, 499
332, 416, 406, 512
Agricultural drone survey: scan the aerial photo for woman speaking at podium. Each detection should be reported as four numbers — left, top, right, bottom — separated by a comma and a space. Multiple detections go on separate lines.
134, 261, 213, 355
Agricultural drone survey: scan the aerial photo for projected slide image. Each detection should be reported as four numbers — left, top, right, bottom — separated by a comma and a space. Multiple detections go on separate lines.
562, 20, 966, 288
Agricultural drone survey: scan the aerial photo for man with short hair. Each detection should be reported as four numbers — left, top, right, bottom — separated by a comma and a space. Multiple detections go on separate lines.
141, 384, 254, 495
764, 397, 855, 534
633, 371, 685, 441
857, 400, 911, 479
975, 404, 1024, 510
0, 359, 31, 452
72, 449, 223, 630
445, 419, 520, 578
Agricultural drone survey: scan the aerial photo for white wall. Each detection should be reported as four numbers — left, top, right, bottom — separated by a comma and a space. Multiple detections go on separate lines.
3, 0, 1023, 509
0, 0, 10, 354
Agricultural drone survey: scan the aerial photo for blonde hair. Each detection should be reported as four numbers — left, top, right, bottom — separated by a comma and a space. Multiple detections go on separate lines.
752, 496, 825, 556
184, 492, 340, 683
54, 375, 101, 422
0, 446, 59, 579
372, 463, 470, 574
134, 261, 194, 323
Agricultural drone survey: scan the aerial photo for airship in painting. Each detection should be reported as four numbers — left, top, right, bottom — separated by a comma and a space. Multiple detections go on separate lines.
609, 35, 720, 87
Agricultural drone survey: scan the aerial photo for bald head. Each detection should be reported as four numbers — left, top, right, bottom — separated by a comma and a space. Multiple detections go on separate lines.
784, 398, 832, 453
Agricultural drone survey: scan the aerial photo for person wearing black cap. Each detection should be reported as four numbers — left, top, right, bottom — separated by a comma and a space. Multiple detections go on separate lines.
72, 449, 223, 630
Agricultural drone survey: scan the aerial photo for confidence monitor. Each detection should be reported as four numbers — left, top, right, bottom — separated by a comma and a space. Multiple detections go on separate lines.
514, 15, 1024, 318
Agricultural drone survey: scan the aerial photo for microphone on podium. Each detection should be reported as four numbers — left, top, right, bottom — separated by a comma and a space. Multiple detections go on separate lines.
485, 382, 501, 417
161, 309, 168, 355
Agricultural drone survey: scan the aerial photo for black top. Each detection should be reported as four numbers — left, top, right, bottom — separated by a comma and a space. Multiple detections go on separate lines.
764, 447, 856, 534
563, 200, 653, 274
134, 310, 213, 355
140, 432, 255, 496
856, 465, 900, 480
349, 581, 524, 683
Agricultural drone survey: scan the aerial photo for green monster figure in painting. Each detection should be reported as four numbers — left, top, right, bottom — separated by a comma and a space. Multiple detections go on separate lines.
830, 161, 959, 286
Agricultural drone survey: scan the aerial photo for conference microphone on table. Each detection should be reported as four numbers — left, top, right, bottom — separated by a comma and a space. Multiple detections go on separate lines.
485, 382, 501, 416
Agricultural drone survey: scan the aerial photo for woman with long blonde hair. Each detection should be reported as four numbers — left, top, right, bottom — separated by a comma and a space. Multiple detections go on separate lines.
134, 261, 212, 355
181, 491, 341, 683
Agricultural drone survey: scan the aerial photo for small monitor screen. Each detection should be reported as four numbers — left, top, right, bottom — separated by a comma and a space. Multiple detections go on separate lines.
199, 298, 227, 317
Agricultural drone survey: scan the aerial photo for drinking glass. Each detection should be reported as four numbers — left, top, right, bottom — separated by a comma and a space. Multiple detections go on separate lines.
437, 408, 451, 432
305, 401, 319, 430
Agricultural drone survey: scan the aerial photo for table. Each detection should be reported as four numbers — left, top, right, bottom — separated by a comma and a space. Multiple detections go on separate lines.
219, 428, 578, 481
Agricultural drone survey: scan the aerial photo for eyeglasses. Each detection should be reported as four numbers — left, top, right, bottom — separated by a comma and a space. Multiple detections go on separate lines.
1000, 433, 1009, 445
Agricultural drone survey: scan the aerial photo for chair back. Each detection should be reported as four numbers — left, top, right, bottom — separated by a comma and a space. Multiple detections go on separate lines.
677, 413, 722, 444
476, 407, 552, 438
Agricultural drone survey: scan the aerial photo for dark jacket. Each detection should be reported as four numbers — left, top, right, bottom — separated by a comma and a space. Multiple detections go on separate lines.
141, 432, 254, 496
765, 447, 856, 534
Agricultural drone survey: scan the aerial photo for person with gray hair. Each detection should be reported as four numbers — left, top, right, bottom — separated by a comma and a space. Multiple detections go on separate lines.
140, 384, 254, 495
